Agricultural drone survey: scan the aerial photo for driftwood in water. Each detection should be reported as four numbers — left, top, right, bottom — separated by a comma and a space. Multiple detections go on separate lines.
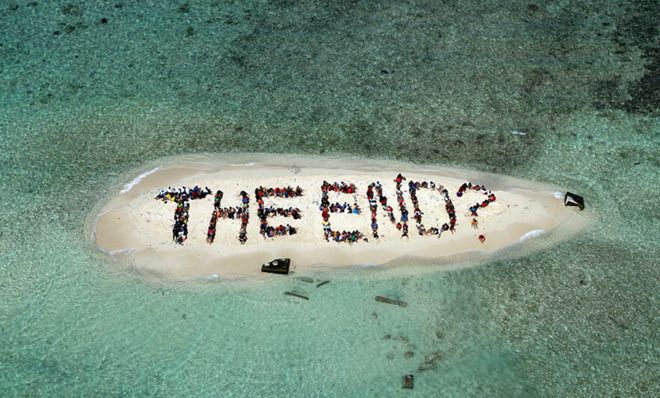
375, 296, 407, 307
284, 291, 309, 300
402, 374, 414, 389
316, 280, 330, 288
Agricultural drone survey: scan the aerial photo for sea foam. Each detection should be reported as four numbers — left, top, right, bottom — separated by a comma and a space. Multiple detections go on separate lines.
519, 229, 545, 242
121, 167, 160, 193
108, 248, 136, 255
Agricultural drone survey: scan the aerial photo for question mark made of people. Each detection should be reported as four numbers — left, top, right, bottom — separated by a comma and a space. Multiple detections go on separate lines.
456, 182, 497, 243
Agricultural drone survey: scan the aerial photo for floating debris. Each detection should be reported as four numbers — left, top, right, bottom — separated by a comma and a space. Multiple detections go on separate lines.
316, 280, 330, 288
375, 296, 407, 307
295, 276, 314, 283
402, 374, 414, 389
511, 130, 528, 136
284, 291, 308, 300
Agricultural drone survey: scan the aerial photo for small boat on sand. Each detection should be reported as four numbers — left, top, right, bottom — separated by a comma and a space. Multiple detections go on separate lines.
564, 192, 585, 210
261, 258, 291, 274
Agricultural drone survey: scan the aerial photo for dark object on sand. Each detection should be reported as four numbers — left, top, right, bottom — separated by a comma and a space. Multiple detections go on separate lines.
564, 192, 585, 210
284, 291, 308, 300
261, 258, 290, 274
375, 296, 407, 307
402, 374, 414, 389
316, 280, 330, 288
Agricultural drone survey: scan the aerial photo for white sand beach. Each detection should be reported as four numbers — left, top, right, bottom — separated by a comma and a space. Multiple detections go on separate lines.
93, 154, 588, 280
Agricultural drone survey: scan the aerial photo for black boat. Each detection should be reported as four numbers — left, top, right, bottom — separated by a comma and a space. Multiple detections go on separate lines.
564, 192, 585, 211
261, 258, 291, 274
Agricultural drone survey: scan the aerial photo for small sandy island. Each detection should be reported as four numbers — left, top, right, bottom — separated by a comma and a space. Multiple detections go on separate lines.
92, 153, 589, 280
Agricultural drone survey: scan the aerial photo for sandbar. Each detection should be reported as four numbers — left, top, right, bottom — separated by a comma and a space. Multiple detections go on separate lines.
92, 153, 589, 280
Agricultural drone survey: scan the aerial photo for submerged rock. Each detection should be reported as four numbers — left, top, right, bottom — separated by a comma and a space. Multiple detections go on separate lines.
418, 351, 444, 371
402, 374, 414, 389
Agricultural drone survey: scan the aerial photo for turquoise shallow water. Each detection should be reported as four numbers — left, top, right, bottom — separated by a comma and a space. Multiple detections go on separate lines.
1, 1, 658, 396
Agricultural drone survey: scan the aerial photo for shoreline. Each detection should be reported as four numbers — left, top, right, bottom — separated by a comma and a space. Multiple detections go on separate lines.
92, 153, 590, 280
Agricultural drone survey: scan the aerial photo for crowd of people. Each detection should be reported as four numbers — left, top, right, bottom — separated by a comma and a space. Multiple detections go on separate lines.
257, 206, 301, 220
457, 182, 497, 216
155, 186, 212, 202
367, 174, 408, 239
366, 179, 400, 239
254, 186, 303, 238
408, 180, 457, 236
172, 202, 190, 244
155, 186, 212, 244
364, 175, 460, 239
393, 174, 410, 237
320, 181, 366, 243
328, 202, 360, 214
255, 186, 304, 199
457, 182, 496, 243
321, 181, 356, 194
157, 180, 497, 245
206, 190, 250, 245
